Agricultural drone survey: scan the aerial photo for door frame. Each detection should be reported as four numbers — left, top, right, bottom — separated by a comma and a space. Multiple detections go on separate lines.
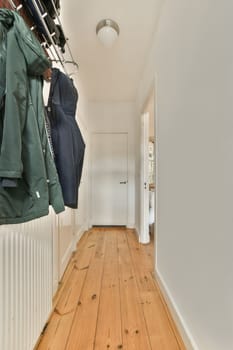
90, 131, 129, 227
140, 113, 150, 244
140, 78, 158, 251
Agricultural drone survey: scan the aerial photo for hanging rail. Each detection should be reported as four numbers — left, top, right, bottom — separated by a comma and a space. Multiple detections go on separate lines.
6, 0, 22, 11
6, 0, 79, 74
6, 0, 54, 50
29, 0, 68, 74
49, 0, 78, 68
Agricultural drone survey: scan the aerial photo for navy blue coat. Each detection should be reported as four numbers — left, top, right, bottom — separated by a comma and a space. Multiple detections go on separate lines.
47, 68, 85, 209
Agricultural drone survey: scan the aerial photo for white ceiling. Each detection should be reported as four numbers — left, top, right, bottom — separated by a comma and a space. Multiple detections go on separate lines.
61, 0, 163, 101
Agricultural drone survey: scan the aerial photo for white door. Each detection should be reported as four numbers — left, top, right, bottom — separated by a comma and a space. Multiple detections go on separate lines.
91, 133, 128, 226
140, 113, 150, 243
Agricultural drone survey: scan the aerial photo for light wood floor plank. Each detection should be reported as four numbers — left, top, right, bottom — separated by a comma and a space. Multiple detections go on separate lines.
126, 229, 184, 349
36, 228, 186, 350
94, 229, 122, 350
118, 231, 152, 350
56, 230, 99, 316
65, 230, 106, 350
125, 230, 157, 293
52, 230, 90, 307
36, 230, 99, 350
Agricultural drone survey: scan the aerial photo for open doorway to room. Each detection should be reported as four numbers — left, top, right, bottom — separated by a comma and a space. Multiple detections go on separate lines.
140, 87, 156, 247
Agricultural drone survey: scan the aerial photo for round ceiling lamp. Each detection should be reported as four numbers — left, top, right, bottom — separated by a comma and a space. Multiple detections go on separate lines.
96, 19, 120, 48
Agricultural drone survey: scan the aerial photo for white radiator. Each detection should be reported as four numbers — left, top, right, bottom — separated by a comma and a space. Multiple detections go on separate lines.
0, 216, 53, 350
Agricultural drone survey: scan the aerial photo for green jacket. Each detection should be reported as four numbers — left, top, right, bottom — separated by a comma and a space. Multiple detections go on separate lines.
0, 9, 65, 224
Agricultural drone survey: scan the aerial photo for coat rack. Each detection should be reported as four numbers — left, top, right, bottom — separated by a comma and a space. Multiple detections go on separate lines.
0, 0, 79, 75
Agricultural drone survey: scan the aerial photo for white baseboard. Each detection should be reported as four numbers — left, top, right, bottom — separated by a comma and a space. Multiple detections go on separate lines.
127, 223, 135, 229
60, 241, 74, 279
134, 226, 150, 244
139, 235, 150, 244
155, 269, 199, 350
135, 227, 150, 244
73, 222, 87, 251
134, 227, 140, 241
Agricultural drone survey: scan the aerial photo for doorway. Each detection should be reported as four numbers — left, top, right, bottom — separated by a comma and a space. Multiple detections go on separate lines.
140, 88, 156, 244
91, 132, 128, 226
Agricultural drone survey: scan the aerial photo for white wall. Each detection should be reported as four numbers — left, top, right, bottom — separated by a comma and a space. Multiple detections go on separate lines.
144, 90, 155, 139
136, 1, 233, 349
88, 101, 136, 228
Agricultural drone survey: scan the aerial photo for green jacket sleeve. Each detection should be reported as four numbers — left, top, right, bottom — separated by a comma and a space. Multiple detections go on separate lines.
0, 29, 27, 179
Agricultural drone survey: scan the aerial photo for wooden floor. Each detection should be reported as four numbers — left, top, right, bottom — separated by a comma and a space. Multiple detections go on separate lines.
36, 228, 185, 350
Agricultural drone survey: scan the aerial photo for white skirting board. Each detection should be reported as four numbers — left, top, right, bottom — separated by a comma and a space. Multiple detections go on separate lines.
73, 222, 88, 250
127, 223, 135, 229
134, 226, 140, 240
155, 269, 199, 350
59, 240, 74, 279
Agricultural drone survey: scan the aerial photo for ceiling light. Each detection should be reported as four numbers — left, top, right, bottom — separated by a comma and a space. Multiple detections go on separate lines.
96, 19, 120, 48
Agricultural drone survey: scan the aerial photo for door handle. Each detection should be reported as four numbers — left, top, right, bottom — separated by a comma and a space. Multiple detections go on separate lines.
120, 181, 127, 184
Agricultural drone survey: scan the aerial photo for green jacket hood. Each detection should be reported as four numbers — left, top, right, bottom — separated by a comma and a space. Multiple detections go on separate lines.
0, 9, 51, 76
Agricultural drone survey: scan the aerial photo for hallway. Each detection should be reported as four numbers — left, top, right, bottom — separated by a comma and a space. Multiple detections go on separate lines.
36, 228, 185, 350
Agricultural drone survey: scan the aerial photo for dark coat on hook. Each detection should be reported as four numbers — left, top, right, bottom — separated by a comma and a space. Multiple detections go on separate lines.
47, 68, 85, 209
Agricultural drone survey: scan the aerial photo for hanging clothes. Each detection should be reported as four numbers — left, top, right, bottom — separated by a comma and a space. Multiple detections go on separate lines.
40, 0, 60, 19
47, 68, 85, 209
0, 9, 65, 224
22, 0, 66, 52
